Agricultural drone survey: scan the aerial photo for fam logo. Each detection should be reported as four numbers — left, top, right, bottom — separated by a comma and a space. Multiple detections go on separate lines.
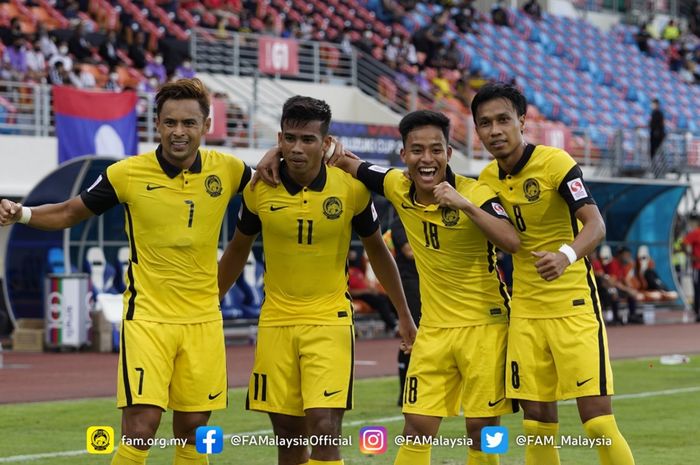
86, 426, 114, 454
323, 197, 343, 219
205, 175, 223, 197
523, 178, 540, 202
441, 207, 459, 226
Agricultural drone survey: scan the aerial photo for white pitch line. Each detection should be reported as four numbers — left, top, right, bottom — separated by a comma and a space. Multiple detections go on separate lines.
1, 386, 698, 463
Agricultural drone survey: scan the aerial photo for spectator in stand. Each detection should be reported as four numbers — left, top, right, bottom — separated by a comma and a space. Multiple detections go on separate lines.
105, 69, 122, 91
413, 10, 449, 66
0, 18, 23, 47
48, 41, 74, 71
355, 29, 376, 54
668, 40, 683, 72
48, 61, 69, 85
523, 0, 542, 20
99, 30, 121, 68
662, 19, 681, 41
25, 41, 47, 83
385, 34, 402, 68
138, 76, 161, 94
128, 31, 147, 69
145, 53, 167, 85
691, 3, 700, 37
174, 57, 196, 79
62, 0, 81, 20
75, 63, 96, 89
37, 25, 59, 59
591, 247, 624, 325
375, 0, 406, 23
604, 246, 644, 324
338, 28, 353, 57
431, 67, 454, 100
635, 22, 651, 54
683, 213, 700, 322
348, 249, 398, 335
68, 22, 92, 62
453, 0, 478, 35
3, 38, 28, 81
491, 0, 510, 27
649, 98, 665, 161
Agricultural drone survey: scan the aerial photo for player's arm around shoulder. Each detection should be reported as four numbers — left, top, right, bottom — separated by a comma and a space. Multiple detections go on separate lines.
218, 186, 259, 300
433, 180, 520, 254
361, 230, 417, 352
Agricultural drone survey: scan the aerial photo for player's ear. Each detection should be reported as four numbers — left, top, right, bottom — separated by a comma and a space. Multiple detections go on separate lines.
519, 114, 525, 134
322, 134, 332, 152
446, 145, 452, 162
203, 117, 211, 134
277, 131, 283, 146
399, 147, 406, 164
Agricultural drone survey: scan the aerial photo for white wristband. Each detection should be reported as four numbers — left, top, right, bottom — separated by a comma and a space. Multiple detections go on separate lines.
558, 244, 577, 265
18, 206, 32, 224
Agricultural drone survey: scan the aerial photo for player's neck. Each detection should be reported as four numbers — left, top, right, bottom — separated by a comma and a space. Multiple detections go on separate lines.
162, 151, 197, 171
287, 164, 321, 187
496, 141, 527, 174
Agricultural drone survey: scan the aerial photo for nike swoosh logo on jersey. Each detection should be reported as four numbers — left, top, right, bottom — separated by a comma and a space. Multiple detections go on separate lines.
146, 184, 165, 191
576, 377, 593, 387
323, 389, 342, 397
488, 397, 505, 407
208, 391, 223, 400
270, 205, 288, 211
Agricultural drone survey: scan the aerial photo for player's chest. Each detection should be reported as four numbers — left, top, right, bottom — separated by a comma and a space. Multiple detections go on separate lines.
259, 193, 351, 243
129, 174, 228, 230
493, 175, 561, 232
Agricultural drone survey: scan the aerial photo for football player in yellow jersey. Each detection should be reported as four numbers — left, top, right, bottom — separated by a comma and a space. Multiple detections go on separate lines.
218, 96, 417, 465
474, 83, 634, 465
0, 78, 250, 465
255, 109, 521, 465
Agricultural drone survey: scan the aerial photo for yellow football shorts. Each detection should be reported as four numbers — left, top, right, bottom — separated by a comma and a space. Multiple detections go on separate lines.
247, 325, 354, 416
506, 312, 614, 401
402, 323, 517, 418
117, 319, 227, 411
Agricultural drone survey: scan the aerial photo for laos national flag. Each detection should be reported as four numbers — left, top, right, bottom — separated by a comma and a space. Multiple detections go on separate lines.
53, 86, 138, 163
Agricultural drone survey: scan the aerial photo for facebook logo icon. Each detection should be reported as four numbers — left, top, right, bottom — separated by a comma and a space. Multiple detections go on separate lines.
196, 426, 223, 454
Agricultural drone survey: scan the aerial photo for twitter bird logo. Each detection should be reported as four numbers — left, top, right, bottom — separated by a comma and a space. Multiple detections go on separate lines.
482, 426, 508, 454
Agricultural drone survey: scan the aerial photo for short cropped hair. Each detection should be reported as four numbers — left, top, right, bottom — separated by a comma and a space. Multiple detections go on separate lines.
280, 96, 332, 135
398, 110, 450, 145
155, 78, 210, 119
471, 82, 527, 123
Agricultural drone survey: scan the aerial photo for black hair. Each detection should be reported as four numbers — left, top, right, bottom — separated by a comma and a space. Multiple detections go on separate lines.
471, 82, 527, 123
280, 95, 332, 135
398, 110, 450, 145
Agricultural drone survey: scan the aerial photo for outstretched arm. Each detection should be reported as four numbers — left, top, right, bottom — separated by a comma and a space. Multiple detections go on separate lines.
0, 197, 94, 230
433, 182, 520, 254
218, 230, 257, 301
361, 230, 417, 353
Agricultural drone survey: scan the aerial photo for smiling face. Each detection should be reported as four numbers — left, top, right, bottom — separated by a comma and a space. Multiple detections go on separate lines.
156, 98, 210, 169
400, 125, 452, 203
278, 120, 330, 183
474, 97, 525, 163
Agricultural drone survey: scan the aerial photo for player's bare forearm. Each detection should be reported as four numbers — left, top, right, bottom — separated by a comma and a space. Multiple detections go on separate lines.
329, 152, 363, 178
433, 182, 519, 253
465, 207, 520, 254
3, 197, 94, 230
361, 231, 417, 347
252, 147, 282, 188
217, 230, 256, 300
570, 204, 606, 259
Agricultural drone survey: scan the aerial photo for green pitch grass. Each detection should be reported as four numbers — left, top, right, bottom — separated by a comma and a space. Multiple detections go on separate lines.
1, 355, 698, 464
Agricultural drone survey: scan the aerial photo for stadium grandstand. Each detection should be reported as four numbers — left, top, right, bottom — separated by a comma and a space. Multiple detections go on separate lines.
1, 1, 700, 464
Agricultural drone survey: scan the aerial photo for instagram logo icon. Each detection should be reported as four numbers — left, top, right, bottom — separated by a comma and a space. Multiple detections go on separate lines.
359, 426, 387, 454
